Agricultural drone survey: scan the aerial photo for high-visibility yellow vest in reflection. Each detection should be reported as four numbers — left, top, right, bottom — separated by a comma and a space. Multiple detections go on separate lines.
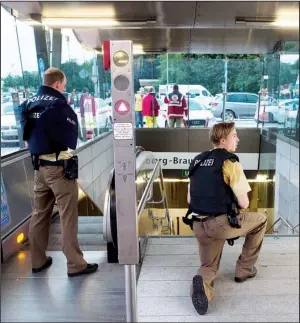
135, 94, 144, 112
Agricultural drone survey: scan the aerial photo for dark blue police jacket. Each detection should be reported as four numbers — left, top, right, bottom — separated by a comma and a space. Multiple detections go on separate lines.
20, 86, 78, 155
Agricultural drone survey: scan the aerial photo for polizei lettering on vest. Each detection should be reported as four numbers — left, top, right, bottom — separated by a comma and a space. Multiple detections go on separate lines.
199, 158, 215, 167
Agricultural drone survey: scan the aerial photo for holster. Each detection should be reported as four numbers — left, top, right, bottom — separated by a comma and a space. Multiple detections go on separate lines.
63, 155, 78, 180
226, 203, 241, 246
31, 154, 40, 171
182, 208, 193, 230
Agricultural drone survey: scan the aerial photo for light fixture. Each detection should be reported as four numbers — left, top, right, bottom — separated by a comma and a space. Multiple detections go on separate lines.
17, 233, 24, 244
235, 16, 299, 28
136, 177, 274, 184
38, 17, 156, 28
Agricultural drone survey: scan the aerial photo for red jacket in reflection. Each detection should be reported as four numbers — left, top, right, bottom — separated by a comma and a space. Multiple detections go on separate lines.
142, 93, 160, 117
79, 93, 96, 118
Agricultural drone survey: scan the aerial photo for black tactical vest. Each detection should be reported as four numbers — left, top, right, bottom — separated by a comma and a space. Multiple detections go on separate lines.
188, 149, 239, 215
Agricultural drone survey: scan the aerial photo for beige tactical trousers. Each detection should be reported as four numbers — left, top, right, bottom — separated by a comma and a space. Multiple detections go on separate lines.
192, 212, 267, 302
29, 166, 87, 274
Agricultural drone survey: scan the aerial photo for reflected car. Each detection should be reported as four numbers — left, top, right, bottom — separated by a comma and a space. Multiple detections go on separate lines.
255, 99, 299, 124
1, 114, 19, 147
157, 99, 216, 128
278, 100, 299, 127
77, 98, 113, 141
210, 92, 259, 121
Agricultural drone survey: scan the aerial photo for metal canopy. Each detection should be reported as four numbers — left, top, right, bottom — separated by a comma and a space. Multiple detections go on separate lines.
2, 1, 299, 53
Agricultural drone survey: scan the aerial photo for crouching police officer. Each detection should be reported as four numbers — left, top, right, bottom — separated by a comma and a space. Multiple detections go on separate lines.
184, 122, 267, 315
20, 68, 98, 277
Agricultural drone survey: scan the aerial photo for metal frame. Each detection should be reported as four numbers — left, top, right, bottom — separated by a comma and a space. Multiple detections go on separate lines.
267, 216, 299, 234
137, 160, 173, 234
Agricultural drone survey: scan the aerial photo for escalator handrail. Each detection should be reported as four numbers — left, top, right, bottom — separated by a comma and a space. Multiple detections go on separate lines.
103, 147, 152, 243
137, 160, 160, 218
103, 149, 173, 243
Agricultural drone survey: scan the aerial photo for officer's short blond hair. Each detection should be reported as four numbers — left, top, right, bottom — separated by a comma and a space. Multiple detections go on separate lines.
43, 68, 66, 86
209, 122, 235, 145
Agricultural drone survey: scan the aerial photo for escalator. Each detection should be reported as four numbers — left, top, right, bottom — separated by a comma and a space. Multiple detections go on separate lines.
103, 146, 173, 263
46, 146, 172, 256
1, 146, 172, 322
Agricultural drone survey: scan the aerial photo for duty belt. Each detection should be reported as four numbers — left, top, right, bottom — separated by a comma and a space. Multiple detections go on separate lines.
182, 210, 239, 246
39, 159, 64, 167
192, 214, 224, 223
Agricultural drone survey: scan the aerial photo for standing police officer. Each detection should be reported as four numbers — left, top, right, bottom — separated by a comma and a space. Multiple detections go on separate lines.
184, 122, 267, 315
20, 68, 98, 277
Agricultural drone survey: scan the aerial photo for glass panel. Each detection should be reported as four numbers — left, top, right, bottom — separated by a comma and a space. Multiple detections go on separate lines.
1, 7, 38, 156
60, 29, 112, 147
133, 55, 263, 129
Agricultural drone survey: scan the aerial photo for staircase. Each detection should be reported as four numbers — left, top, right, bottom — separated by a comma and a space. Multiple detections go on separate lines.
47, 215, 106, 251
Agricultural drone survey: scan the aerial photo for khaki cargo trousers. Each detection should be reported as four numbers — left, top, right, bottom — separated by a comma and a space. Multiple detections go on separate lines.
29, 166, 87, 274
192, 212, 267, 302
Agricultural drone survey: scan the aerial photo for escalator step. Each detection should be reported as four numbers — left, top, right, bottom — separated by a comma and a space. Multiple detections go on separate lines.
52, 216, 103, 224
48, 233, 106, 250
50, 222, 103, 234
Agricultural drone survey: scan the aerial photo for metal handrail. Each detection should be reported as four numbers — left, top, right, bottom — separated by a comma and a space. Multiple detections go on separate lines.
267, 216, 299, 234
137, 161, 160, 217
137, 160, 173, 235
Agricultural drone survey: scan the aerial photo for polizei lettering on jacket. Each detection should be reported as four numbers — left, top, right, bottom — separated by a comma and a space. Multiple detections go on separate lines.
28, 95, 58, 103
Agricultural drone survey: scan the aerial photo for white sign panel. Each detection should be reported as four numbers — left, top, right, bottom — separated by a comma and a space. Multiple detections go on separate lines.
144, 152, 259, 170
113, 123, 133, 140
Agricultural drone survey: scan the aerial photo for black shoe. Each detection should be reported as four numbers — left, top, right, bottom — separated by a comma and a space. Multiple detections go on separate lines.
235, 266, 257, 283
32, 257, 53, 273
68, 263, 98, 277
191, 275, 208, 315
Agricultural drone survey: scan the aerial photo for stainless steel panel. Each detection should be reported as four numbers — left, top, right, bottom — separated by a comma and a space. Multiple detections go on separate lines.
136, 128, 260, 153
188, 128, 260, 153
1, 160, 33, 237
136, 129, 189, 152
2, 220, 30, 261
23, 155, 35, 209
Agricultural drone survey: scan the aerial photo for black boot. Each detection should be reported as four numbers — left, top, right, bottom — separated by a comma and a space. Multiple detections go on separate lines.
191, 275, 208, 315
68, 263, 98, 277
32, 256, 53, 273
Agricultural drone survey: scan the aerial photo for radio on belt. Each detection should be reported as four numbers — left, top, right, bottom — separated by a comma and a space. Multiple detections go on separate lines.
110, 40, 138, 265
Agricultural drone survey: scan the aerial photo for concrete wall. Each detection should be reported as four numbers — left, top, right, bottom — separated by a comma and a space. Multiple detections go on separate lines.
274, 136, 299, 234
77, 133, 113, 212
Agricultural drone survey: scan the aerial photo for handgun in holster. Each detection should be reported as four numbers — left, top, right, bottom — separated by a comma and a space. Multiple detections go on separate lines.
227, 203, 241, 229
63, 155, 79, 180
31, 154, 40, 171
182, 208, 193, 230
226, 202, 241, 246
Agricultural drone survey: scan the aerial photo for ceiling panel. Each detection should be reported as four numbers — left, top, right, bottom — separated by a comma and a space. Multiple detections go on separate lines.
2, 1, 299, 54
74, 28, 191, 52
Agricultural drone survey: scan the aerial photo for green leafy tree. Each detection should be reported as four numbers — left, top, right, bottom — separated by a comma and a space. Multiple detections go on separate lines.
61, 59, 94, 93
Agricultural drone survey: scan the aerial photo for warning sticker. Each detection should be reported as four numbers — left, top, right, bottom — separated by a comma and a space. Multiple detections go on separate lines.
113, 123, 133, 140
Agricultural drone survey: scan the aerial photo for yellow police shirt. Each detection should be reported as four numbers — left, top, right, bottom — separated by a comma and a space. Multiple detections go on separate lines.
39, 151, 72, 161
222, 160, 251, 197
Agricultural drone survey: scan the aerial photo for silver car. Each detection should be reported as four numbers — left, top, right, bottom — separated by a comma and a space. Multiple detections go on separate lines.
210, 92, 259, 121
